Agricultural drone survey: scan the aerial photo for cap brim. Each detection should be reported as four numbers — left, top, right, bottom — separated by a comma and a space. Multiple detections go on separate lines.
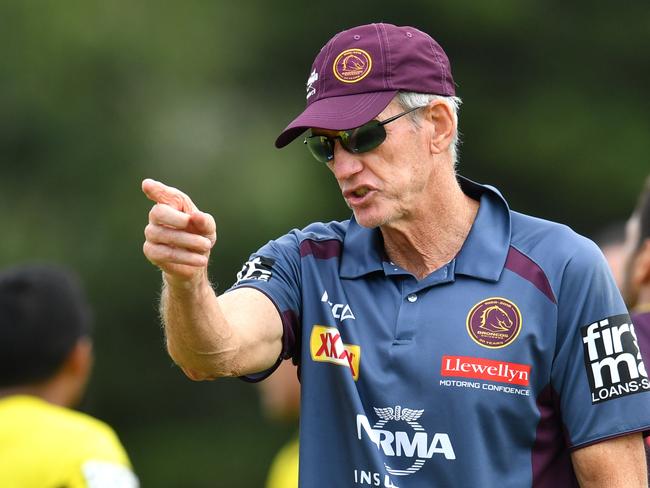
275, 90, 398, 148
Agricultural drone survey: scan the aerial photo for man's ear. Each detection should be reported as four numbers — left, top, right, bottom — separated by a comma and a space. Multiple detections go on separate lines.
424, 101, 455, 156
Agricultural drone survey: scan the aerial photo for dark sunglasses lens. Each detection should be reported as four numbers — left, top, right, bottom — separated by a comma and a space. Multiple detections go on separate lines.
344, 121, 386, 154
306, 136, 334, 163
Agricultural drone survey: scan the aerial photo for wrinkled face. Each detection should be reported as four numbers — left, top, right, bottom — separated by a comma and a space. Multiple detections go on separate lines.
312, 101, 433, 229
621, 213, 641, 308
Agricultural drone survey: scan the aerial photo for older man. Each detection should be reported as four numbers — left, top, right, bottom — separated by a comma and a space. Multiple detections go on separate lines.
142, 23, 650, 487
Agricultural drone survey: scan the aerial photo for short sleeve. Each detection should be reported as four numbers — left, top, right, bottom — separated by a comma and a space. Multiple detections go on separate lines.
69, 421, 139, 488
553, 238, 650, 448
227, 231, 303, 379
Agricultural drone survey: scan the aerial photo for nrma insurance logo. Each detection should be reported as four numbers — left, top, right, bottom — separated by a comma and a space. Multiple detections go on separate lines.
356, 405, 455, 483
581, 314, 650, 403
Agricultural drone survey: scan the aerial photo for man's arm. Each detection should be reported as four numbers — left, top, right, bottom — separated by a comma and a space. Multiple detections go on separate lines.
571, 432, 648, 487
142, 179, 283, 380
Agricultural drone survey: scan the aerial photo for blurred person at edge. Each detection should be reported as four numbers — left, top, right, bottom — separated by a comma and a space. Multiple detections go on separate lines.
0, 264, 139, 488
621, 176, 650, 382
258, 360, 300, 488
142, 23, 650, 487
594, 221, 626, 289
622, 176, 650, 321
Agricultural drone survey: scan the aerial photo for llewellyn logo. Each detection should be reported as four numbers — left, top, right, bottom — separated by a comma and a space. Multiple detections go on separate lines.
581, 314, 650, 403
321, 291, 355, 321
441, 356, 531, 386
357, 405, 455, 481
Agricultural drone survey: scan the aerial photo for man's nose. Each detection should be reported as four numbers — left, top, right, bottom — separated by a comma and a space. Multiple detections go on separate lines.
329, 142, 363, 180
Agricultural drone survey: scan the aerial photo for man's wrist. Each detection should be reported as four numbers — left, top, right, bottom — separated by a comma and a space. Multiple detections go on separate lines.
162, 270, 211, 298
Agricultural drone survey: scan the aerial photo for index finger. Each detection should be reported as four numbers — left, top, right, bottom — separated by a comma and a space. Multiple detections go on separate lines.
142, 179, 198, 214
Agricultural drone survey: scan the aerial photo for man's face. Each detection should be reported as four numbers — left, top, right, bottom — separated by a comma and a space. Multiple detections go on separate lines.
312, 101, 436, 229
621, 213, 641, 308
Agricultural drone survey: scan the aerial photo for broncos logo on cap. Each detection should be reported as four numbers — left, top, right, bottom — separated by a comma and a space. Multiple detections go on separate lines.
333, 48, 372, 83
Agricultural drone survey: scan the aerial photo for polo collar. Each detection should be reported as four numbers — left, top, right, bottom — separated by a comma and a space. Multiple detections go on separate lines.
453, 176, 511, 281
339, 176, 512, 281
340, 216, 385, 278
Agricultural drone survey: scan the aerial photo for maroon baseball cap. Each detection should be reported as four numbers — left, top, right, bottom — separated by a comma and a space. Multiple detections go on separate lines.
275, 23, 456, 148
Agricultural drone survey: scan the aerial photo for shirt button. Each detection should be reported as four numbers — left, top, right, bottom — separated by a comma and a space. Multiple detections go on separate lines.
407, 294, 417, 303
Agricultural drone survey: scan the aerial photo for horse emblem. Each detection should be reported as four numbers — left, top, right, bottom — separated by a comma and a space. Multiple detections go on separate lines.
479, 305, 514, 332
467, 298, 522, 348
333, 48, 372, 83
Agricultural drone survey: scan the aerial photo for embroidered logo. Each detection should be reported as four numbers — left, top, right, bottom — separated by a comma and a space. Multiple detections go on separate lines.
466, 297, 522, 348
306, 69, 318, 99
235, 256, 274, 283
333, 48, 372, 83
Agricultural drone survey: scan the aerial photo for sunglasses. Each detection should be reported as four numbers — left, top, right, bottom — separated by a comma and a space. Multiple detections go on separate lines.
303, 105, 423, 163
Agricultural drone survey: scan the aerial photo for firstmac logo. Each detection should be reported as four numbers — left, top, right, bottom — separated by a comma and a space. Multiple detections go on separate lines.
581, 314, 650, 403
321, 291, 355, 321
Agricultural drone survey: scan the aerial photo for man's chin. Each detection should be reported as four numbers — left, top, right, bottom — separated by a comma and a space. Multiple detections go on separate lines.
353, 210, 390, 229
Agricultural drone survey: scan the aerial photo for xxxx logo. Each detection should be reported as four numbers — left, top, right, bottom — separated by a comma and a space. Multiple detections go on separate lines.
310, 325, 361, 380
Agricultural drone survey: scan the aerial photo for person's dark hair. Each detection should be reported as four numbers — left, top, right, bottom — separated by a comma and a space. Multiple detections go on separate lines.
0, 264, 92, 387
635, 175, 650, 250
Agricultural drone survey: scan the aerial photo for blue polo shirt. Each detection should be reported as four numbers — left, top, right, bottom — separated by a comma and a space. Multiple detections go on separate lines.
231, 177, 650, 487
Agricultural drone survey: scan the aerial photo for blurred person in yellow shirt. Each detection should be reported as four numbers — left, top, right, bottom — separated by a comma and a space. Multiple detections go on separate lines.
258, 359, 300, 488
0, 264, 139, 488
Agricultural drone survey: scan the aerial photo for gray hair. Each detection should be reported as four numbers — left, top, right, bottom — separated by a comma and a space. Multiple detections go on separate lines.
396, 91, 463, 165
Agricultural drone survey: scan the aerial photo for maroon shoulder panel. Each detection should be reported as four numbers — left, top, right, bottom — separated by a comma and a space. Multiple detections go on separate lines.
299, 239, 342, 259
505, 246, 557, 304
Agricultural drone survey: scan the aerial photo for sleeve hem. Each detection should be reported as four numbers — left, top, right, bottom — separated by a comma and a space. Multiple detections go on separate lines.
569, 425, 650, 451
228, 284, 297, 383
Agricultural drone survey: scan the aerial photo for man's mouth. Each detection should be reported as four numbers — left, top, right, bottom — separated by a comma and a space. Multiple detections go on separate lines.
344, 186, 376, 206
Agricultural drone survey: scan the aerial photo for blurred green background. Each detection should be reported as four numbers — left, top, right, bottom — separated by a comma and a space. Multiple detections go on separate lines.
1, 1, 648, 486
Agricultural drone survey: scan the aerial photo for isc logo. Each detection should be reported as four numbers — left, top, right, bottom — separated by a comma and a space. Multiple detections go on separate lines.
581, 314, 650, 403
310, 325, 360, 380
321, 291, 356, 321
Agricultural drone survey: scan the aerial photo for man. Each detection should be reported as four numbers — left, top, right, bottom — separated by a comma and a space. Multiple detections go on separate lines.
0, 264, 139, 488
142, 23, 650, 487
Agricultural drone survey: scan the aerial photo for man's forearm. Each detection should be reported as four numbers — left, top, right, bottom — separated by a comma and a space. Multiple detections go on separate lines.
160, 275, 242, 380
572, 433, 648, 487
